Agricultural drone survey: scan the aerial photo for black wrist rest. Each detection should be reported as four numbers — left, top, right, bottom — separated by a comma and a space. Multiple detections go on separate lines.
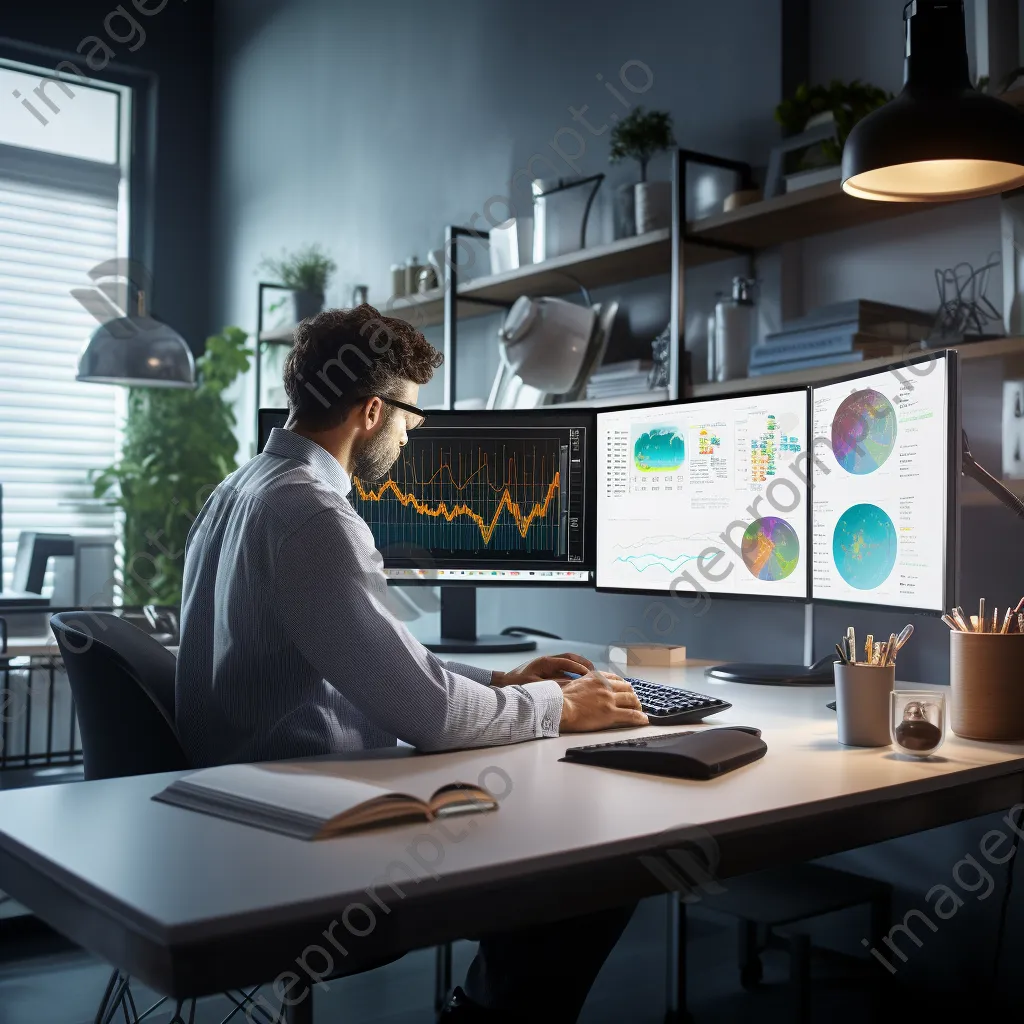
561, 726, 767, 780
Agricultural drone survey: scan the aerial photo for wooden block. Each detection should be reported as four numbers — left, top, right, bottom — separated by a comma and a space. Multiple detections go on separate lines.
609, 644, 687, 667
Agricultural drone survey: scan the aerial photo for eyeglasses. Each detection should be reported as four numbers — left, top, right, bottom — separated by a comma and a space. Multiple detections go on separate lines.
380, 396, 427, 430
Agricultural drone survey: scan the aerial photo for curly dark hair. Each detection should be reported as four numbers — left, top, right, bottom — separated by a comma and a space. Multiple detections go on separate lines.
282, 304, 442, 430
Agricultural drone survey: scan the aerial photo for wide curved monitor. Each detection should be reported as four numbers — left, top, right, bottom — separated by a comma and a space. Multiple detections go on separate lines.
259, 407, 595, 586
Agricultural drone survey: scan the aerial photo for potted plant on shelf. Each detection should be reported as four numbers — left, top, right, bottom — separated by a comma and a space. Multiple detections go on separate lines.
609, 107, 677, 236
774, 80, 891, 188
92, 326, 252, 607
258, 243, 337, 322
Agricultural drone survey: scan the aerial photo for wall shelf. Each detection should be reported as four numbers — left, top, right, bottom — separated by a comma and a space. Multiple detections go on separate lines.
379, 180, 943, 332
260, 181, 947, 342
689, 336, 1024, 398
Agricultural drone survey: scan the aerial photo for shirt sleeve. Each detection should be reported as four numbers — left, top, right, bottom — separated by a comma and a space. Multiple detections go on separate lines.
445, 660, 494, 686
275, 507, 562, 751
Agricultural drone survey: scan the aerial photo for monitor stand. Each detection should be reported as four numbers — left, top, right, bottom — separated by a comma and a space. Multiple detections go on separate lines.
422, 586, 537, 655
704, 655, 835, 686
705, 605, 833, 686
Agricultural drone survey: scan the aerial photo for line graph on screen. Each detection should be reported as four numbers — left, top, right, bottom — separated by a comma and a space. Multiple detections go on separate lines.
351, 436, 564, 555
609, 532, 722, 575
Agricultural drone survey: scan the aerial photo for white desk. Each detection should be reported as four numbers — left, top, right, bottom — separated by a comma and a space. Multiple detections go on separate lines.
0, 641, 1021, 1003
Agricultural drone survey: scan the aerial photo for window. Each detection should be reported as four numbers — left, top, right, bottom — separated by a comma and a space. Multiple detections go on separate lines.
0, 62, 131, 594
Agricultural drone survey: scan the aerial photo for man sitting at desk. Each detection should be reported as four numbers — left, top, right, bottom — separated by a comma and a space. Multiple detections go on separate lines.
175, 304, 646, 1022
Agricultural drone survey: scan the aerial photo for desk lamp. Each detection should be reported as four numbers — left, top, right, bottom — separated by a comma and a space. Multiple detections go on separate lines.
842, 0, 1024, 202
487, 294, 615, 409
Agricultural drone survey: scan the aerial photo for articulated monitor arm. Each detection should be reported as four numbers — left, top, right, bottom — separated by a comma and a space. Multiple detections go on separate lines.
962, 431, 1024, 523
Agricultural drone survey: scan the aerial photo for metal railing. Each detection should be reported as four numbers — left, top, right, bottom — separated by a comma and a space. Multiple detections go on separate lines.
0, 653, 82, 770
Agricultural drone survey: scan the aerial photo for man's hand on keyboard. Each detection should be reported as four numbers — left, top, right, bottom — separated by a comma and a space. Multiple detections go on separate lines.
558, 670, 649, 733
491, 652, 596, 687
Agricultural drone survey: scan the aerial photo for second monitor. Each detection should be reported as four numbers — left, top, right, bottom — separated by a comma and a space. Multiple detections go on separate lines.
596, 389, 810, 600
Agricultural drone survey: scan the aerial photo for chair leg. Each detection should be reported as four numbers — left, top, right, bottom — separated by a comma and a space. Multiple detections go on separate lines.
95, 970, 134, 1024
788, 933, 811, 1024
166, 1000, 193, 1024
434, 942, 453, 1013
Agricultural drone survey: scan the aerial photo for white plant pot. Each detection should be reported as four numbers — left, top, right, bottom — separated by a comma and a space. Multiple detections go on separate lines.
634, 181, 672, 234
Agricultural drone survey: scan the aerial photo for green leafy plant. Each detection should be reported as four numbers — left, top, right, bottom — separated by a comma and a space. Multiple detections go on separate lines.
259, 243, 337, 297
92, 326, 252, 607
775, 80, 892, 165
609, 107, 676, 182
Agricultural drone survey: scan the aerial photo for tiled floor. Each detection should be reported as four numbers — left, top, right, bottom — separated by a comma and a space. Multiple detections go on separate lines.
0, 897, 903, 1024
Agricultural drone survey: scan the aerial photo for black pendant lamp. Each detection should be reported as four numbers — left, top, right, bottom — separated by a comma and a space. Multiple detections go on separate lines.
77, 290, 195, 389
842, 0, 1024, 202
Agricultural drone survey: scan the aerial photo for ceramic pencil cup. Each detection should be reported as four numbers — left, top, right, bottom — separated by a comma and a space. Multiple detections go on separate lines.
950, 631, 1024, 741
834, 662, 895, 747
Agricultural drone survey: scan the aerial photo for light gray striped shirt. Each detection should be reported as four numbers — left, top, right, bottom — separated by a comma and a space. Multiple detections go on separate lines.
175, 428, 563, 767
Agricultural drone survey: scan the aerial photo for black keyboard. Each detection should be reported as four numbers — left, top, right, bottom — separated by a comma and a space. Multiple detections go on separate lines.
624, 676, 732, 725
561, 672, 731, 725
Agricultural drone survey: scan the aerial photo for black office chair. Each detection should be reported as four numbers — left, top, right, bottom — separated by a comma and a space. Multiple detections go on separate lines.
50, 612, 185, 781
51, 612, 277, 1024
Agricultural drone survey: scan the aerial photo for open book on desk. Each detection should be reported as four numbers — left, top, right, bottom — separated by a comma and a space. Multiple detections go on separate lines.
154, 761, 498, 840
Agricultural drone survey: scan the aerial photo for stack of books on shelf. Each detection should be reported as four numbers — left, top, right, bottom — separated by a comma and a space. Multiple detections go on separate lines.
585, 360, 653, 400
747, 300, 934, 377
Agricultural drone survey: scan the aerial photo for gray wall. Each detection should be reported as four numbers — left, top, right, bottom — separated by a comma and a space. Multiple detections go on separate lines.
212, 0, 1022, 685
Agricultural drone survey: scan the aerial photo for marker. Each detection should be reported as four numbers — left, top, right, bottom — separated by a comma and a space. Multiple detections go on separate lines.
941, 614, 960, 631
978, 598, 986, 633
893, 624, 914, 653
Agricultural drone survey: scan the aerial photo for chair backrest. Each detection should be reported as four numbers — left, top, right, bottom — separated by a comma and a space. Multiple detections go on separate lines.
50, 612, 189, 780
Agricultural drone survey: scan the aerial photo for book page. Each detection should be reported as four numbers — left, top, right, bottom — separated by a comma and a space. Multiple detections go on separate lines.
178, 762, 402, 823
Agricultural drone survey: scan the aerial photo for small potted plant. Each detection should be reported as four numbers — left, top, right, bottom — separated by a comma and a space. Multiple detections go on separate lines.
775, 80, 891, 183
609, 107, 677, 235
259, 243, 337, 322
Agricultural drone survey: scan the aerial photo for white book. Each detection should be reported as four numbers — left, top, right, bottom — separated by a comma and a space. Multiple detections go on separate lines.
154, 761, 498, 840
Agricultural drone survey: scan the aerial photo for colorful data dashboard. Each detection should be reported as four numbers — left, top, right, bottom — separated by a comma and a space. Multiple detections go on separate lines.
811, 355, 952, 611
596, 391, 809, 598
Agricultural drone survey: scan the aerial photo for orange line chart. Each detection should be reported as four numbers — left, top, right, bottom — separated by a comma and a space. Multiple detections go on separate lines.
351, 438, 562, 553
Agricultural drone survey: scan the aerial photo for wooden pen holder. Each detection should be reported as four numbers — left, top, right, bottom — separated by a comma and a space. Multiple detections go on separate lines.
949, 631, 1024, 741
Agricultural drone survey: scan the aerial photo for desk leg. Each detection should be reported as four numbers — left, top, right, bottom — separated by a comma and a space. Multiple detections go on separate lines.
788, 933, 811, 1024
664, 897, 693, 1024
284, 988, 313, 1024
870, 889, 893, 1016
435, 942, 453, 1013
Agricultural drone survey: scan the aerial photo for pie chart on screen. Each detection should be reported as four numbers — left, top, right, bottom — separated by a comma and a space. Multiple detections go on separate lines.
831, 389, 897, 474
833, 503, 898, 590
741, 517, 800, 581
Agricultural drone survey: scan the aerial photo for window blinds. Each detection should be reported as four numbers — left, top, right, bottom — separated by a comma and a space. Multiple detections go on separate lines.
0, 144, 122, 592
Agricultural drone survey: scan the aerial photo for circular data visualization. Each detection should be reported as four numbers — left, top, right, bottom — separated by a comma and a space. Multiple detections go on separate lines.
832, 503, 898, 590
633, 426, 684, 472
831, 389, 897, 474
741, 517, 800, 581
